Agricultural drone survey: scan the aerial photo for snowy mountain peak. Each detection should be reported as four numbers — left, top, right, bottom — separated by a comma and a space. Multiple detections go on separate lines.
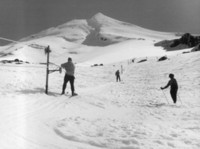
89, 12, 124, 27
0, 13, 178, 64
18, 12, 176, 46
90, 12, 115, 22
91, 12, 107, 20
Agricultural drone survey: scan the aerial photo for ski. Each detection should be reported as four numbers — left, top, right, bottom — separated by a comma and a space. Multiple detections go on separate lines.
69, 93, 78, 98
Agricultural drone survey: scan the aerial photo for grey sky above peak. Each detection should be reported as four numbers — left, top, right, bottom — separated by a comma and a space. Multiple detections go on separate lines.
0, 0, 200, 43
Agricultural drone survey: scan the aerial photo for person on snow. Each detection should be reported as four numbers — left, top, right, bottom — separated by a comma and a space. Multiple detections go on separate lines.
161, 73, 178, 104
115, 70, 121, 82
61, 57, 77, 96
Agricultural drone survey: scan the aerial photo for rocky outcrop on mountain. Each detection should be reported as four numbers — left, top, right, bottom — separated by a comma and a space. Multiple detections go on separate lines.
0, 59, 29, 64
155, 33, 200, 51
191, 44, 200, 52
157, 56, 168, 62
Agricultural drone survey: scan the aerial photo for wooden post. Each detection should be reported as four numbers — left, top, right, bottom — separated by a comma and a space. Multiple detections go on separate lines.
45, 46, 51, 94
121, 65, 123, 74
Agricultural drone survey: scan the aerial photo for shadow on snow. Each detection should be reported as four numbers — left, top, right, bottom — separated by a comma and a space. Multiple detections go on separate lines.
16, 87, 61, 97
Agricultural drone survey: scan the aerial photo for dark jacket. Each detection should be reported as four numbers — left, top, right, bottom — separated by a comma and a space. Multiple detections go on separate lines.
164, 78, 178, 90
115, 70, 120, 76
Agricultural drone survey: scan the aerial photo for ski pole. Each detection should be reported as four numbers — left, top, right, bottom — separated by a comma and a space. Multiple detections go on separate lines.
177, 93, 183, 105
162, 90, 169, 104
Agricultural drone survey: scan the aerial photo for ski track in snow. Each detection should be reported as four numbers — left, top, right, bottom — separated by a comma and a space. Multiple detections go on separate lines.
0, 52, 200, 149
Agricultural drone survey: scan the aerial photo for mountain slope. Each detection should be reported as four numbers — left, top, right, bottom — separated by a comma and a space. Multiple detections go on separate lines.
21, 13, 177, 46
85, 13, 177, 45
0, 50, 199, 149
0, 13, 179, 65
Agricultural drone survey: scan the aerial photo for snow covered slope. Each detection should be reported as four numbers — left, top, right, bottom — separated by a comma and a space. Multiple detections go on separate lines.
0, 12, 199, 149
0, 51, 199, 149
20, 13, 176, 45
0, 13, 178, 65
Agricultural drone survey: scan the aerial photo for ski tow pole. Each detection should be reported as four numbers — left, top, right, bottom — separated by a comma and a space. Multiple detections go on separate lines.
161, 90, 169, 104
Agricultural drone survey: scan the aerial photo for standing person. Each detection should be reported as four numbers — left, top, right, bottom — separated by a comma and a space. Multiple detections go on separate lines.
161, 73, 178, 104
115, 70, 121, 82
61, 57, 77, 96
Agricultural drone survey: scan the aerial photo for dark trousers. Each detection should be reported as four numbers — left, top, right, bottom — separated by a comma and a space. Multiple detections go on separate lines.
62, 74, 75, 94
116, 75, 121, 82
170, 88, 178, 103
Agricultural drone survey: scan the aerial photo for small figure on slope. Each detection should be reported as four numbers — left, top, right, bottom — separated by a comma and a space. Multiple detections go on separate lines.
115, 70, 121, 82
61, 57, 77, 96
161, 73, 178, 104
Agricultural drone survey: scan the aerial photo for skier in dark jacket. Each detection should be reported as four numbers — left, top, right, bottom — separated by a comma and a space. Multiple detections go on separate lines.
115, 70, 121, 82
61, 57, 77, 96
161, 73, 178, 103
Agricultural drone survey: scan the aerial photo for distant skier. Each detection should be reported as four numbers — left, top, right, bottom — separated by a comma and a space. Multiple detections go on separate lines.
61, 57, 77, 96
161, 73, 178, 104
115, 70, 121, 82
